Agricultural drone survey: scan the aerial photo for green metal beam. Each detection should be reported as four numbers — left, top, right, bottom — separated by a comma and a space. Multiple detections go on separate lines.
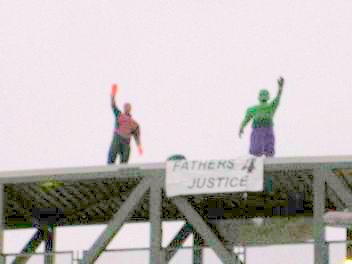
326, 173, 352, 210
313, 167, 328, 264
12, 229, 44, 264
150, 176, 163, 263
171, 197, 242, 264
165, 223, 193, 262
0, 185, 4, 264
80, 177, 152, 264
193, 232, 203, 264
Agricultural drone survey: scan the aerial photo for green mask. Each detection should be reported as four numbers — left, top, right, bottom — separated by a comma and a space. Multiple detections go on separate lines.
258, 89, 270, 103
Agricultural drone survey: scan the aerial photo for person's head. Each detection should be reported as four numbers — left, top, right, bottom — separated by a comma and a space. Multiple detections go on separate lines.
258, 89, 270, 103
124, 103, 132, 114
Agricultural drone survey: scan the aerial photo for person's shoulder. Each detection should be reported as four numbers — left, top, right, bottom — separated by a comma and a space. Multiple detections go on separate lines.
247, 105, 257, 113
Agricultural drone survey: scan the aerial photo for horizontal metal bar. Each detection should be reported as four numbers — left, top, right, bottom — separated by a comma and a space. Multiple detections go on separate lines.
0, 163, 163, 180
1, 156, 352, 184
4, 251, 74, 256
77, 239, 352, 254
243, 240, 352, 247
324, 211, 352, 226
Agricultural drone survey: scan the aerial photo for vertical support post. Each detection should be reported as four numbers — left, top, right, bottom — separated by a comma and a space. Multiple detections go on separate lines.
150, 175, 164, 264
313, 166, 328, 264
44, 224, 54, 264
193, 232, 203, 264
160, 249, 167, 264
0, 184, 4, 264
347, 229, 352, 258
265, 175, 273, 193
243, 242, 247, 264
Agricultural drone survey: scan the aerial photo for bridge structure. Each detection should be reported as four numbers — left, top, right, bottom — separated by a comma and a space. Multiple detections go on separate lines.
0, 156, 352, 264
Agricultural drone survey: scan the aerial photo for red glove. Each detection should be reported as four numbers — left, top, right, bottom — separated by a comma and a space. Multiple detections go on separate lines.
111, 83, 118, 96
138, 145, 144, 156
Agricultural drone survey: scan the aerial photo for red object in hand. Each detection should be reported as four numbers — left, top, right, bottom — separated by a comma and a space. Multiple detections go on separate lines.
111, 84, 118, 96
138, 145, 144, 156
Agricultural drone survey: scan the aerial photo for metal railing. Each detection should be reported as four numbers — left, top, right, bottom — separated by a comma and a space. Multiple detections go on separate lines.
2, 240, 350, 264
81, 244, 246, 264
241, 240, 352, 264
2, 251, 74, 264
76, 241, 351, 263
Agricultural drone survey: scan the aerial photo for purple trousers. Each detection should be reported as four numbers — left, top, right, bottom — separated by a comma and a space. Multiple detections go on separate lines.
250, 126, 275, 157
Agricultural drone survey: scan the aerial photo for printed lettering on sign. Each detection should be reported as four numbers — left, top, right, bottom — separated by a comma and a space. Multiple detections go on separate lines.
165, 156, 263, 197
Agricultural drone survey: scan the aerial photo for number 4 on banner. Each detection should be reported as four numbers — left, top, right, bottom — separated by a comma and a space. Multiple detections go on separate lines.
242, 158, 256, 173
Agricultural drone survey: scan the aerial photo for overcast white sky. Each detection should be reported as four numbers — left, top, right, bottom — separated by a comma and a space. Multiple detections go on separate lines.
1, 0, 352, 262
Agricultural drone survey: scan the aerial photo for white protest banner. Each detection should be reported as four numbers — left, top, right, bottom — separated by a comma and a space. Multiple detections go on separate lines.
165, 156, 264, 197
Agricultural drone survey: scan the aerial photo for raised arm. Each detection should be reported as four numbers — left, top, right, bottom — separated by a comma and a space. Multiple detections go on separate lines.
239, 108, 253, 138
271, 77, 284, 112
111, 84, 121, 117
